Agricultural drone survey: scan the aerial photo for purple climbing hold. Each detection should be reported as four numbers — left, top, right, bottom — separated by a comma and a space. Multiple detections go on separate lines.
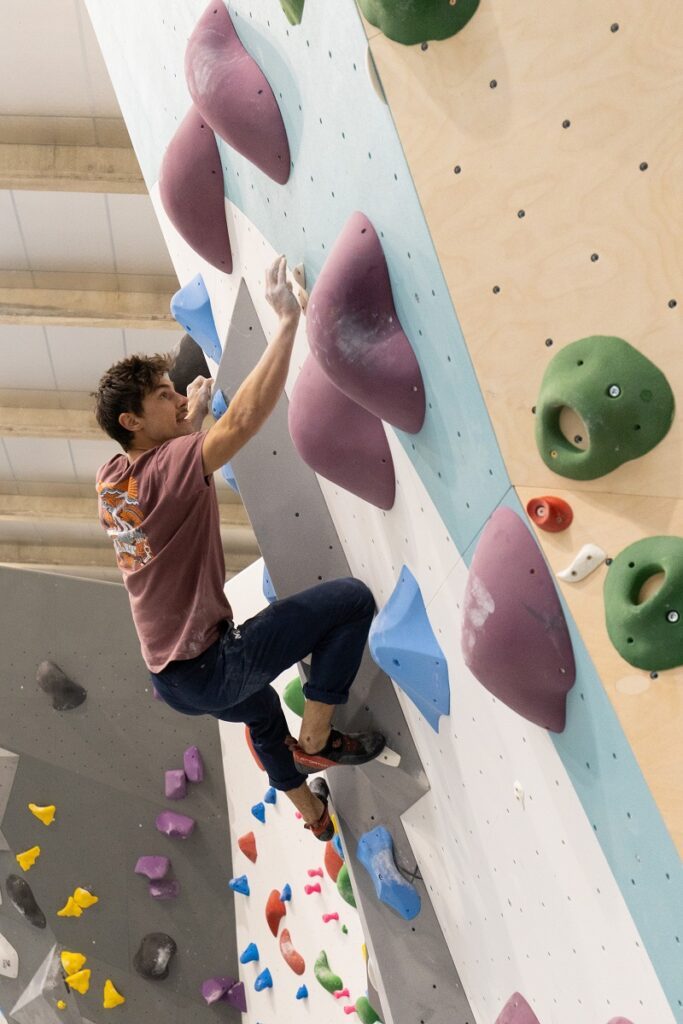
165, 769, 187, 800
155, 810, 196, 839
201, 976, 239, 1005
134, 856, 170, 881
307, 212, 425, 433
225, 981, 247, 1012
461, 507, 575, 732
184, 745, 204, 783
185, 2, 290, 184
150, 879, 181, 900
159, 105, 232, 273
289, 354, 396, 510
495, 992, 541, 1024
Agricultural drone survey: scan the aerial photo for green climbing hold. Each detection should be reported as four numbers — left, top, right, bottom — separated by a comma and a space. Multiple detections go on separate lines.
604, 536, 683, 670
314, 950, 343, 994
283, 676, 305, 717
280, 0, 304, 25
357, 0, 479, 46
535, 336, 674, 480
336, 863, 356, 908
356, 995, 382, 1024
341, 924, 348, 934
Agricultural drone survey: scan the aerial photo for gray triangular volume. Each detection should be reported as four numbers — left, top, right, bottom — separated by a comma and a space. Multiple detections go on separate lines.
0, 747, 19, 851
10, 945, 85, 1023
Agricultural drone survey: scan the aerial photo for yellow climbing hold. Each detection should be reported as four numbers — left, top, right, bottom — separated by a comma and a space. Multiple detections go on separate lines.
60, 951, 86, 975
57, 1000, 66, 1010
65, 968, 91, 994
103, 979, 125, 1009
73, 887, 99, 909
57, 896, 83, 918
361, 942, 368, 962
16, 846, 41, 871
28, 803, 56, 826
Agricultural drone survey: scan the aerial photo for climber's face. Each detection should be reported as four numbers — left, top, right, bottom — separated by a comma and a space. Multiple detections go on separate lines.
120, 374, 192, 455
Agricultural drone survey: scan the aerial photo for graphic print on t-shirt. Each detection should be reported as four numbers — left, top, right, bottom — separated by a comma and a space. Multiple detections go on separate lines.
97, 474, 153, 572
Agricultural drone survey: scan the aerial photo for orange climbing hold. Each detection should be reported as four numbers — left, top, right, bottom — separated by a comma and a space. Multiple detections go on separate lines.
279, 928, 305, 975
324, 840, 343, 882
526, 495, 573, 533
265, 888, 287, 936
238, 831, 258, 863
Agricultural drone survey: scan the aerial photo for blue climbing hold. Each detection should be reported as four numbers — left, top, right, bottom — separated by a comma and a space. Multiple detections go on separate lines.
262, 563, 277, 604
229, 874, 250, 896
251, 802, 266, 824
369, 565, 450, 732
280, 882, 292, 902
170, 273, 222, 364
264, 786, 277, 805
357, 825, 421, 921
212, 388, 229, 420
332, 834, 344, 861
254, 968, 273, 992
239, 942, 260, 964
295, 984, 308, 1000
220, 462, 239, 494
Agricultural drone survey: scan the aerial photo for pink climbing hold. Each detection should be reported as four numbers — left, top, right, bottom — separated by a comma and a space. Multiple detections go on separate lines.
343, 1005, 357, 1015
461, 507, 575, 732
606, 1020, 635, 1024
304, 882, 321, 895
294, 811, 303, 820
495, 992, 541, 1024
165, 769, 187, 800
159, 106, 232, 273
323, 912, 339, 923
184, 745, 204, 783
307, 867, 323, 878
334, 987, 350, 999
289, 354, 396, 510
185, 2, 290, 184
278, 928, 306, 975
155, 810, 196, 839
307, 211, 425, 433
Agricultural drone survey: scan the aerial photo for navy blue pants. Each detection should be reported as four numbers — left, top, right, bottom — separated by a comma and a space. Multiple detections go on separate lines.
150, 578, 375, 791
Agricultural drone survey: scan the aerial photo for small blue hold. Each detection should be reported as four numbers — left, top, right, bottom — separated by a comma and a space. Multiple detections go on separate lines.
229, 874, 250, 896
170, 273, 222, 364
264, 786, 277, 805
332, 834, 345, 862
254, 968, 273, 992
239, 942, 259, 964
220, 461, 239, 494
251, 802, 266, 824
280, 882, 292, 902
295, 984, 308, 1000
262, 563, 277, 604
357, 825, 421, 921
211, 388, 229, 420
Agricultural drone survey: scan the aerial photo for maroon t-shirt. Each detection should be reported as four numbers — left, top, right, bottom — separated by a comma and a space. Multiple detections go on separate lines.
96, 431, 233, 673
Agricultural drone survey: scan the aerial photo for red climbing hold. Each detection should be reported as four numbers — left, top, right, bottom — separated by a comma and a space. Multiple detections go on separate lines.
265, 889, 287, 937
278, 928, 305, 975
525, 495, 573, 533
244, 725, 265, 771
237, 832, 257, 864
324, 840, 343, 882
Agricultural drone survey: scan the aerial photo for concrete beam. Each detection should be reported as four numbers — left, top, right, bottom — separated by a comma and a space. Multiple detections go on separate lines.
0, 285, 176, 328
0, 142, 145, 193
0, 493, 252, 530
0, 406, 104, 441
0, 543, 256, 574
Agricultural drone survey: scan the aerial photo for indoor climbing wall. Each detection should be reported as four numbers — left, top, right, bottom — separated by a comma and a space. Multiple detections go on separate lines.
82, 1, 682, 1023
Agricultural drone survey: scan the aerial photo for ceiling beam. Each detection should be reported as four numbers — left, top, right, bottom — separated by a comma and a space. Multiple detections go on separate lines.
0, 142, 145, 193
0, 285, 176, 328
0, 493, 253, 531
0, 406, 103, 441
0, 543, 256, 574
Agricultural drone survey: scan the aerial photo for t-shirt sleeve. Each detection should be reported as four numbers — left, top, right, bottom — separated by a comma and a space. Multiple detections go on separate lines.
152, 432, 211, 501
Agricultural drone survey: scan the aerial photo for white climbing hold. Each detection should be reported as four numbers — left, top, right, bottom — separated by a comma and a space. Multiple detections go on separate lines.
377, 745, 401, 768
0, 928, 19, 978
556, 543, 607, 583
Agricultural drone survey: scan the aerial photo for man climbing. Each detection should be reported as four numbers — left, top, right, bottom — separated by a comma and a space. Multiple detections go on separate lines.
94, 256, 385, 841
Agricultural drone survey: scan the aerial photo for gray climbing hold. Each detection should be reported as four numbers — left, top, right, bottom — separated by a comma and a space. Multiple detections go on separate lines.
133, 933, 177, 980
155, 811, 196, 839
165, 769, 187, 800
36, 660, 86, 711
134, 856, 170, 880
357, 827, 421, 920
184, 745, 204, 783
0, 746, 19, 852
5, 874, 46, 928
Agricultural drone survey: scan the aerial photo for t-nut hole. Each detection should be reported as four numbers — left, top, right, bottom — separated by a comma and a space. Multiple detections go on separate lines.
626, 637, 634, 644
637, 571, 665, 605
559, 406, 589, 450
666, 609, 679, 623
607, 384, 622, 398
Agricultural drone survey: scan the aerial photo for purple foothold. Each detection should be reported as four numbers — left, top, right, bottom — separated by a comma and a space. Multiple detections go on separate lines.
307, 212, 425, 433
150, 879, 181, 900
201, 976, 237, 1005
165, 769, 187, 800
461, 507, 575, 732
224, 981, 247, 1013
155, 811, 196, 839
289, 354, 396, 510
495, 993, 541, 1024
134, 856, 171, 881
184, 745, 204, 783
185, 3, 290, 184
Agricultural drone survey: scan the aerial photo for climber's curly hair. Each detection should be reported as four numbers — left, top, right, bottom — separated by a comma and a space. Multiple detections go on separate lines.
92, 352, 175, 451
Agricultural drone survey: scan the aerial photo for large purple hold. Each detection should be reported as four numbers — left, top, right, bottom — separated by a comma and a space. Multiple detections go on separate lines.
135, 856, 170, 881
165, 769, 187, 800
201, 976, 244, 1009
225, 981, 247, 1013
184, 745, 204, 783
307, 212, 425, 433
495, 993, 541, 1024
289, 354, 396, 510
159, 105, 232, 273
155, 811, 196, 839
185, 2, 290, 184
150, 879, 181, 900
461, 507, 575, 732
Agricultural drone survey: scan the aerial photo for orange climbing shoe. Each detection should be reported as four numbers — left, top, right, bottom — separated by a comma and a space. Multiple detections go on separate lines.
292, 728, 386, 774
304, 778, 335, 842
